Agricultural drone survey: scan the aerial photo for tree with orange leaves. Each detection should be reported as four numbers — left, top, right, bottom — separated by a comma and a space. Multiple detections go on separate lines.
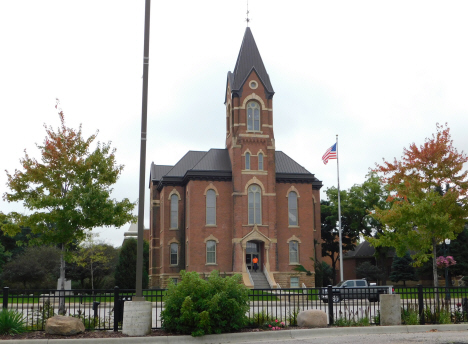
369, 124, 468, 288
3, 101, 135, 313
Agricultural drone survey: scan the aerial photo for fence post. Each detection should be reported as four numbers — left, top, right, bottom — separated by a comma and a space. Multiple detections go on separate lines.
417, 284, 425, 325
327, 285, 334, 325
113, 286, 119, 332
3, 287, 8, 310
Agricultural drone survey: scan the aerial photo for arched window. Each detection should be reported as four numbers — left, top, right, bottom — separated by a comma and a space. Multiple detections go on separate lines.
247, 101, 260, 131
289, 241, 299, 264
258, 153, 263, 170
248, 185, 262, 224
206, 189, 216, 225
288, 192, 298, 226
245, 152, 251, 170
206, 240, 216, 264
170, 194, 178, 228
170, 243, 178, 265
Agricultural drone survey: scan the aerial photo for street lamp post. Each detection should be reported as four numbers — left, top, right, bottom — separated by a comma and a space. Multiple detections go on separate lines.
445, 238, 451, 301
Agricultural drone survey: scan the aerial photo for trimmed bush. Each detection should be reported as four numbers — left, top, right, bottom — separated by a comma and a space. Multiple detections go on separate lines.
0, 309, 27, 335
161, 270, 249, 336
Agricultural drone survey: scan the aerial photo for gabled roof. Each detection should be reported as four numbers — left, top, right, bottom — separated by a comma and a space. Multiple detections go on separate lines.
275, 151, 322, 189
150, 149, 322, 190
229, 27, 274, 97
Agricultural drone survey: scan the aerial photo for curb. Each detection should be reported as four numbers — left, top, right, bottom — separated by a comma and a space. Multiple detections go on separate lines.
5, 324, 468, 344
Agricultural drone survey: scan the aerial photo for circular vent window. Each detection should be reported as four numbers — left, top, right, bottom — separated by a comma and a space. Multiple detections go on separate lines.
249, 81, 258, 89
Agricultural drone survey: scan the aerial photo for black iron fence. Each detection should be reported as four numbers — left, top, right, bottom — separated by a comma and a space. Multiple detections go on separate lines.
2, 285, 468, 331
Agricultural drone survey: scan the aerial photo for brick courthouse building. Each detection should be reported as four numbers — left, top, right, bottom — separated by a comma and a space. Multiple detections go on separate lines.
148, 28, 322, 288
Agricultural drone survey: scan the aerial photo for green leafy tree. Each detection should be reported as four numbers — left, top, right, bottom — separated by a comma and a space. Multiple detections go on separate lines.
446, 224, 468, 278
370, 124, 468, 288
389, 252, 417, 286
114, 238, 149, 289
1, 246, 61, 288
355, 261, 384, 281
348, 173, 391, 284
161, 270, 249, 337
71, 233, 118, 290
3, 104, 135, 312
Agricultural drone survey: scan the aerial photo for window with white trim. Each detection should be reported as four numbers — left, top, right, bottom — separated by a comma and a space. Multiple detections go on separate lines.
258, 153, 263, 170
245, 152, 251, 170
247, 101, 260, 131
170, 194, 178, 228
289, 240, 299, 264
290, 277, 299, 288
170, 243, 178, 265
206, 189, 216, 225
248, 185, 262, 224
206, 240, 216, 264
288, 191, 298, 226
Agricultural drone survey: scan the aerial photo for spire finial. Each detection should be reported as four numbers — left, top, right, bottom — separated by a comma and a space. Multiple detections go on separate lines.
246, 0, 250, 27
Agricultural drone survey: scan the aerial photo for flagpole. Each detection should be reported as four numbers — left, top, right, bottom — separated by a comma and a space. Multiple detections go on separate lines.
336, 134, 344, 282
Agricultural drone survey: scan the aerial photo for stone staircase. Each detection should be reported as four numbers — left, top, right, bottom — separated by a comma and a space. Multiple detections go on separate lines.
250, 270, 271, 289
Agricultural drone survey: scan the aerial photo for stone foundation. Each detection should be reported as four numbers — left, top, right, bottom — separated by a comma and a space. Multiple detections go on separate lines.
273, 272, 315, 288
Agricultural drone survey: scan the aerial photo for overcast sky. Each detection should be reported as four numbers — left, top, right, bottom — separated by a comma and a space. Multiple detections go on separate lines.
1, 1, 467, 247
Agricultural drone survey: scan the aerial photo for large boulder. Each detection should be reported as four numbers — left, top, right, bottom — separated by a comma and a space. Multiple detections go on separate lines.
297, 309, 327, 328
45, 315, 85, 335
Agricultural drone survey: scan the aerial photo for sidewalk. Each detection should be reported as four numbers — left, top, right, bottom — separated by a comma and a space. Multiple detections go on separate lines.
5, 324, 468, 344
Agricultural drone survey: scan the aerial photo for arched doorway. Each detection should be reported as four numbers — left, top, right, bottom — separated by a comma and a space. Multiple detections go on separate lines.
246, 241, 262, 272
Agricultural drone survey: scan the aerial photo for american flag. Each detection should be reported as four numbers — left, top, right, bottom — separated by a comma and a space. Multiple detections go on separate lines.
322, 143, 337, 164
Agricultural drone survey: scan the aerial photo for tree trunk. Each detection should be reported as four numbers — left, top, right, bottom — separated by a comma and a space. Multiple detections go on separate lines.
58, 243, 66, 315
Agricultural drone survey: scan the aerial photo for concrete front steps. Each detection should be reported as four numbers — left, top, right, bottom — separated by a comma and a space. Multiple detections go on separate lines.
250, 270, 271, 289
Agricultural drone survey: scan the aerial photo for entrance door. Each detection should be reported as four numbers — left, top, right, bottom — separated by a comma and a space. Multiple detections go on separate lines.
246, 242, 260, 271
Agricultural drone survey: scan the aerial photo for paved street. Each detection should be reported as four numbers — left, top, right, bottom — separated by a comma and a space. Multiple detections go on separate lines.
234, 330, 468, 344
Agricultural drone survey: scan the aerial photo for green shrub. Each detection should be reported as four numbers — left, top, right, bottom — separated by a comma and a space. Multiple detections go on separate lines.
248, 310, 275, 327
0, 309, 27, 335
161, 270, 249, 337
401, 305, 419, 325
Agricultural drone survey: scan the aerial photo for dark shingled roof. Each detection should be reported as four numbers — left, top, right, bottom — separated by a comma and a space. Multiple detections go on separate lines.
149, 164, 173, 182
229, 27, 274, 96
275, 151, 310, 174
192, 149, 232, 171
344, 240, 397, 259
165, 151, 207, 177
150, 149, 322, 190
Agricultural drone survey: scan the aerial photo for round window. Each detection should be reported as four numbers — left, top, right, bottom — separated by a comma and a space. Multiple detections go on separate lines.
249, 81, 258, 89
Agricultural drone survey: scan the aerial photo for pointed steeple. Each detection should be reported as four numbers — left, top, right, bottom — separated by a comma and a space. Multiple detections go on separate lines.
229, 27, 274, 98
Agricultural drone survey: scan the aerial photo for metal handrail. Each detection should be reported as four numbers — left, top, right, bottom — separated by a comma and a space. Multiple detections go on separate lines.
263, 264, 275, 288
246, 264, 254, 287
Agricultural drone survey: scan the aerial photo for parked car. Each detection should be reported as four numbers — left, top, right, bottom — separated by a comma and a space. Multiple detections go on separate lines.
320, 279, 394, 303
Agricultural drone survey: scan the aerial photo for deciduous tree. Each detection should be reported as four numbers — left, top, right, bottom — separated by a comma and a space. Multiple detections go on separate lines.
370, 124, 468, 288
3, 103, 135, 312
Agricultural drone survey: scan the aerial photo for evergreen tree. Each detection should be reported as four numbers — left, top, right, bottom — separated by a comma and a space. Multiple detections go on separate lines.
114, 238, 149, 289
389, 252, 417, 286
355, 261, 384, 282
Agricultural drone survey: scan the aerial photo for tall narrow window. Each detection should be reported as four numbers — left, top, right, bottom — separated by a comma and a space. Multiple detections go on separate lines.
206, 240, 216, 264
170, 194, 178, 228
245, 152, 251, 170
206, 189, 216, 225
170, 243, 178, 265
247, 102, 260, 131
288, 192, 298, 226
258, 153, 263, 170
248, 185, 262, 224
289, 241, 299, 264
